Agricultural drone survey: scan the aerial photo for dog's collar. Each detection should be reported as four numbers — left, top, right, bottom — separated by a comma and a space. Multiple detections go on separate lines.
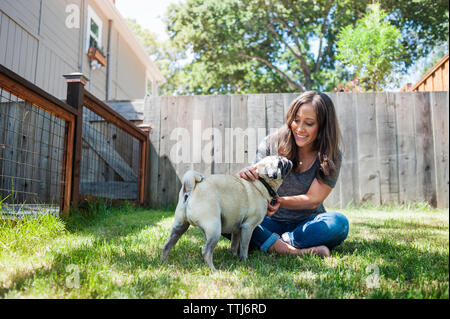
258, 177, 279, 206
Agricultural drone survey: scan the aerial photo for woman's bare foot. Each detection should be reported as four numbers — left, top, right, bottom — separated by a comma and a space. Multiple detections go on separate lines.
296, 245, 330, 258
268, 239, 330, 258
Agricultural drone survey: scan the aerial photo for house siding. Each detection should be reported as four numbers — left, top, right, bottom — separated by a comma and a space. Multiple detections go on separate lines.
1, 0, 150, 101
0, 0, 40, 37
113, 30, 147, 100
1, 0, 81, 98
0, 9, 39, 83
37, 0, 82, 97
82, 0, 147, 101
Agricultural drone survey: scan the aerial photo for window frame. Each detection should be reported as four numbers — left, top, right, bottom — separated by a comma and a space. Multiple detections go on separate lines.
86, 5, 103, 52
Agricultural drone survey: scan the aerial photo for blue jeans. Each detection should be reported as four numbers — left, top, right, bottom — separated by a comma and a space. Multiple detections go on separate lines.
250, 212, 349, 252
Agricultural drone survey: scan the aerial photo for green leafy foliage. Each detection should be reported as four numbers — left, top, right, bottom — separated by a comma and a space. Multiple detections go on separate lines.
336, 4, 406, 91
163, 0, 448, 94
127, 0, 448, 94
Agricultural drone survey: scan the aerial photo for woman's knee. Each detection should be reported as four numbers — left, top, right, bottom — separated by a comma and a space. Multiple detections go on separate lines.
319, 212, 349, 231
326, 212, 349, 247
334, 212, 349, 231
311, 212, 349, 248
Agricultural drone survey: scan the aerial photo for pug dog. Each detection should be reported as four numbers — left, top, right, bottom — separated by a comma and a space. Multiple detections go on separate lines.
162, 155, 293, 270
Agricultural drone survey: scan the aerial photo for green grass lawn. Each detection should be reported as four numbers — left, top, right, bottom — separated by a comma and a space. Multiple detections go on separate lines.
0, 201, 448, 299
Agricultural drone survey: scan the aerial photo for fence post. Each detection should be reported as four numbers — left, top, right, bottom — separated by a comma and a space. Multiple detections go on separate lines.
138, 123, 152, 205
63, 73, 88, 207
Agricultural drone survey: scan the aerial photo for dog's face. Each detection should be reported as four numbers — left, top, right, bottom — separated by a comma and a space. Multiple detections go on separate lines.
254, 156, 293, 180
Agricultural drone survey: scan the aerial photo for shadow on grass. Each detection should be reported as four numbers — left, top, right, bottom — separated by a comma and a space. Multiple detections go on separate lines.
0, 204, 180, 297
353, 221, 448, 231
335, 238, 448, 281
2, 204, 448, 298
0, 243, 189, 298
64, 203, 175, 237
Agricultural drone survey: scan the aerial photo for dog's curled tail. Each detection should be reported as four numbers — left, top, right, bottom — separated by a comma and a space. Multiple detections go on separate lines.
181, 170, 204, 206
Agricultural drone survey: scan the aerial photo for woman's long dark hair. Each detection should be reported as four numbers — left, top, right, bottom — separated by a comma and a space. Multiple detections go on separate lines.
273, 91, 342, 184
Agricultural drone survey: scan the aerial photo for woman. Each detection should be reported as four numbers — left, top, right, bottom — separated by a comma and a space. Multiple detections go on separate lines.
237, 91, 349, 257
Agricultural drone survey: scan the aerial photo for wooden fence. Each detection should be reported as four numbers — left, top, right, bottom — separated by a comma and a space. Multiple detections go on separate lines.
146, 92, 449, 209
401, 53, 449, 92
0, 64, 150, 217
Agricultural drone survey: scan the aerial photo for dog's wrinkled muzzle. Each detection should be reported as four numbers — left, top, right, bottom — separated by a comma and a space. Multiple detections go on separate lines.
278, 156, 293, 177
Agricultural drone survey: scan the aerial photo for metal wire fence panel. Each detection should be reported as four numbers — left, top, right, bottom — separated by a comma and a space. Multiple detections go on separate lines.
80, 106, 140, 200
0, 88, 66, 218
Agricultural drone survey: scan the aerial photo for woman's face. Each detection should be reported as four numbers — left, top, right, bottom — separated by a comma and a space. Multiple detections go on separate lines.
290, 102, 319, 150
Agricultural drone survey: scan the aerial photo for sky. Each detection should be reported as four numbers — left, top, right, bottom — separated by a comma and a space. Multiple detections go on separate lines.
115, 0, 182, 40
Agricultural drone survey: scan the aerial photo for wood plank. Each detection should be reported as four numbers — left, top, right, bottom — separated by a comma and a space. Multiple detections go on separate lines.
230, 94, 249, 174
2, 101, 19, 201
17, 24, 26, 78
30, 105, 42, 201
430, 91, 449, 208
48, 113, 59, 203
0, 95, 6, 197
375, 92, 399, 205
38, 108, 51, 202
84, 92, 147, 142
265, 93, 284, 135
0, 12, 7, 65
147, 96, 162, 207
336, 93, 359, 207
212, 95, 231, 175
43, 46, 51, 94
170, 96, 186, 206
414, 92, 437, 207
192, 95, 213, 178
82, 121, 137, 182
395, 92, 417, 204
323, 92, 341, 209
24, 32, 34, 81
102, 122, 116, 182
11, 18, 21, 75
62, 118, 75, 213
6, 17, 17, 72
21, 101, 35, 202
247, 94, 266, 164
138, 136, 147, 204
172, 95, 192, 197
355, 93, 380, 205
282, 93, 298, 119
158, 96, 177, 207
13, 100, 26, 201
80, 181, 137, 200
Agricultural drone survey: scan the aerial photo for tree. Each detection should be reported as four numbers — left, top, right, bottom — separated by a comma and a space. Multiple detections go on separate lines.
165, 0, 448, 94
126, 18, 188, 95
336, 4, 405, 91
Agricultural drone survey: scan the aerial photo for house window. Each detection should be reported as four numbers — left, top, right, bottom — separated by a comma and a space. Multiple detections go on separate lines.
86, 6, 102, 51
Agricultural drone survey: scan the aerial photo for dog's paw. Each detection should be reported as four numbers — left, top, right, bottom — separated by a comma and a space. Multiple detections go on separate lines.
239, 255, 248, 262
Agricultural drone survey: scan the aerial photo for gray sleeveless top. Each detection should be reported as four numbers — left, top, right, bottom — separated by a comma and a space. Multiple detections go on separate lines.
253, 135, 341, 224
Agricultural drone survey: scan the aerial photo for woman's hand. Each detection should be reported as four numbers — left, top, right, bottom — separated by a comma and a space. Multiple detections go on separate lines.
266, 197, 281, 217
236, 166, 259, 181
